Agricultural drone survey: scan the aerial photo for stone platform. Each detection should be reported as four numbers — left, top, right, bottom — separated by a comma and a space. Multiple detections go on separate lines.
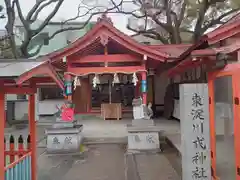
45, 124, 83, 154
127, 119, 164, 152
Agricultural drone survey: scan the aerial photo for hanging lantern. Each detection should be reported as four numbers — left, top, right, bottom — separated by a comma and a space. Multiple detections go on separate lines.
93, 74, 100, 88
112, 73, 120, 86
64, 74, 72, 96
73, 76, 81, 90
132, 72, 138, 86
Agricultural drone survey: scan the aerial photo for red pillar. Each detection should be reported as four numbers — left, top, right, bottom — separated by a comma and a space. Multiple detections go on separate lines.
29, 93, 36, 180
0, 89, 4, 180
141, 71, 147, 105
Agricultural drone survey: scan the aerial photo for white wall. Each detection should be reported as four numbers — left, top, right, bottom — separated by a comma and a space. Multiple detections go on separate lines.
6, 89, 64, 121
14, 99, 64, 120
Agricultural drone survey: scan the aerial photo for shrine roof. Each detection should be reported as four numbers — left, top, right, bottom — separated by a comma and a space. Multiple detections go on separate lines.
167, 13, 240, 76
149, 44, 192, 58
191, 41, 240, 57
204, 12, 240, 44
43, 14, 170, 63
0, 59, 43, 77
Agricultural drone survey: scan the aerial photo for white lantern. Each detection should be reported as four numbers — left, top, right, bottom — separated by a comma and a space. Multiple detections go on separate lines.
132, 72, 138, 86
73, 76, 81, 90
112, 73, 120, 86
93, 74, 100, 88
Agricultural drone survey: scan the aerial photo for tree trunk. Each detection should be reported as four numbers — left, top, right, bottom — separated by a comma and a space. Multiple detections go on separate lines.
4, 0, 19, 58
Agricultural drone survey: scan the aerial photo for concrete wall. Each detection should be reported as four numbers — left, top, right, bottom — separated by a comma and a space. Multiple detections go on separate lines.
6, 90, 64, 121
14, 19, 93, 58
14, 99, 64, 120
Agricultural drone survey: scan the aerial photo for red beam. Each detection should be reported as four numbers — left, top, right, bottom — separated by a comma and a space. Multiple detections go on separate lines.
71, 54, 141, 63
3, 87, 36, 94
68, 66, 145, 75
0, 77, 55, 85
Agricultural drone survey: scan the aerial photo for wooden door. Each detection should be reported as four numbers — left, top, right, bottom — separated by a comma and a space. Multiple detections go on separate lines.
73, 78, 90, 113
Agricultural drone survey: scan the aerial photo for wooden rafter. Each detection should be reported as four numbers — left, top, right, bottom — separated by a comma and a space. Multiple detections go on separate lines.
3, 87, 36, 94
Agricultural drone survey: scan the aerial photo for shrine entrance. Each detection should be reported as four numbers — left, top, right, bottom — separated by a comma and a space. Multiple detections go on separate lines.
208, 64, 240, 180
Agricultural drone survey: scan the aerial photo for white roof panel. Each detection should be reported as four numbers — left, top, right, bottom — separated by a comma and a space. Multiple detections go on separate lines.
0, 61, 44, 77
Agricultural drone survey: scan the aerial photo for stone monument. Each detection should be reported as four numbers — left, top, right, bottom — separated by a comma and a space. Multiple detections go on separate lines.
180, 84, 211, 180
127, 99, 162, 152
45, 101, 84, 154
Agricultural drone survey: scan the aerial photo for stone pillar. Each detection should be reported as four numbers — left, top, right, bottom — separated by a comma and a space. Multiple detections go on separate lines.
180, 83, 211, 180
141, 71, 147, 105
35, 88, 40, 121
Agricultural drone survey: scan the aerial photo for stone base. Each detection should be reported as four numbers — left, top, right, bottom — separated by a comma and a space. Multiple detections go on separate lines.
127, 132, 160, 151
131, 119, 155, 126
45, 125, 83, 154
52, 122, 74, 128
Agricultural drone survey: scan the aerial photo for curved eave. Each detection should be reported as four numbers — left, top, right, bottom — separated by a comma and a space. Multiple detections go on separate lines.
47, 19, 169, 63
16, 62, 64, 90
206, 21, 240, 45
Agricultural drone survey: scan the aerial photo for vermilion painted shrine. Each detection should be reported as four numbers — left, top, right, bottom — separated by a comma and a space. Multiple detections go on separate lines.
1, 13, 240, 180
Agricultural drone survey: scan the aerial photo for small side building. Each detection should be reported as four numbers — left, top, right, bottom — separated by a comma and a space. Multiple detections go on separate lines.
0, 58, 64, 122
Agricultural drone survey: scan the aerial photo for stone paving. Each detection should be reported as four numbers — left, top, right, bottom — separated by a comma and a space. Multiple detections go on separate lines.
135, 153, 180, 180
5, 117, 182, 180
37, 144, 126, 180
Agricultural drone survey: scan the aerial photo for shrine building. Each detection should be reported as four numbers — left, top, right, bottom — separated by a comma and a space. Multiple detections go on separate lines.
12, 14, 191, 120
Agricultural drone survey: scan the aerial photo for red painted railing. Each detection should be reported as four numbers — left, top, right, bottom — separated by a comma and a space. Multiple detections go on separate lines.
4, 135, 31, 166
4, 152, 32, 180
4, 134, 32, 180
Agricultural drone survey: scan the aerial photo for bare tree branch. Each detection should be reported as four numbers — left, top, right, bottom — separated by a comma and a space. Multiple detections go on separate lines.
15, 0, 29, 28
31, 0, 59, 22
33, 0, 64, 35
49, 0, 125, 40
4, 0, 18, 58
26, 0, 47, 21
178, 0, 186, 27
127, 25, 169, 44
27, 44, 44, 57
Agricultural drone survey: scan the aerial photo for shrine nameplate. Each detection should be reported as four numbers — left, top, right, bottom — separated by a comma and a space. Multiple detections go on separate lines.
180, 84, 211, 180
128, 132, 159, 150
47, 134, 79, 151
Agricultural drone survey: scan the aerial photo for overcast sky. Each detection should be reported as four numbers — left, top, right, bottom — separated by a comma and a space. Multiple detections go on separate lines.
0, 0, 134, 34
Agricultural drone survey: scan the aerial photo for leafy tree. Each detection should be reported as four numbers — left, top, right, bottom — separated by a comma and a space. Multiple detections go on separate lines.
3, 0, 123, 58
